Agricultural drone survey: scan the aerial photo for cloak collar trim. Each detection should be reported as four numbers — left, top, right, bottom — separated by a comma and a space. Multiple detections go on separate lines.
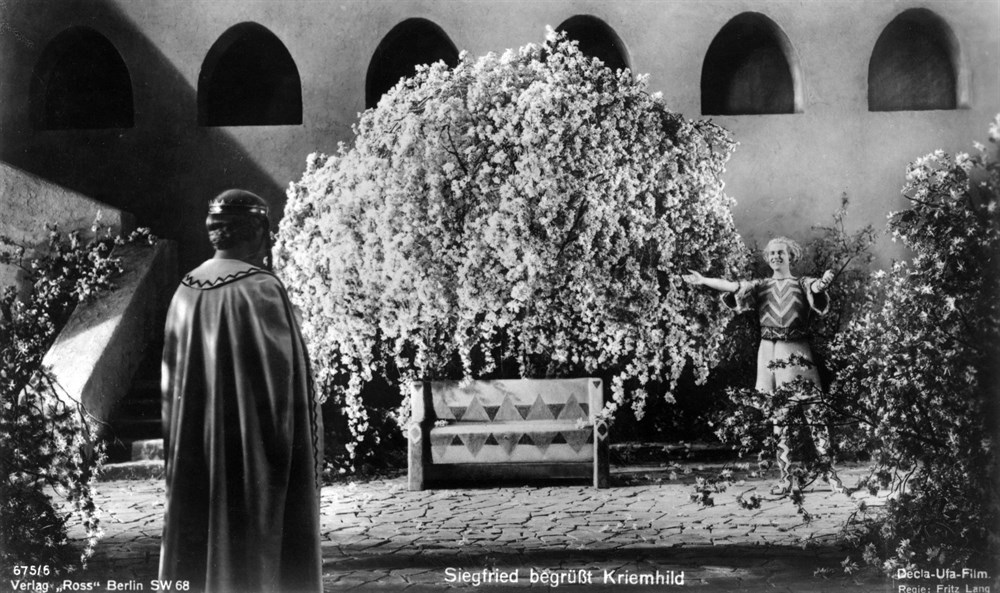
182, 260, 271, 290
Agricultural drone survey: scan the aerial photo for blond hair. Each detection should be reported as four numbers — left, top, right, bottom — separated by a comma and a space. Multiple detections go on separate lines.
762, 237, 802, 264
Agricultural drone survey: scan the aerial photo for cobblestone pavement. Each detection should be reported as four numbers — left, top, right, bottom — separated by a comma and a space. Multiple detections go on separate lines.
63, 465, 892, 592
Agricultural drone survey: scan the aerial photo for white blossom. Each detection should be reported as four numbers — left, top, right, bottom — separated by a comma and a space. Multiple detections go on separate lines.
273, 32, 745, 457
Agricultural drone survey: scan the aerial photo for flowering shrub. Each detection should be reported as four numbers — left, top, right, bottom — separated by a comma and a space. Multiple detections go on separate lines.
275, 31, 745, 463
715, 370, 850, 508
712, 121, 1000, 571
828, 118, 1000, 572
710, 199, 877, 454
0, 226, 155, 575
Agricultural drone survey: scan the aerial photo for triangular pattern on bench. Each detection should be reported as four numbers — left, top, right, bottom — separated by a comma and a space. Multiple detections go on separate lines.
495, 432, 519, 455
526, 395, 555, 420
559, 395, 586, 422
493, 396, 522, 422
428, 429, 595, 462
531, 431, 559, 454
562, 429, 590, 453
431, 424, 594, 462
462, 433, 489, 456
431, 434, 453, 460
436, 393, 590, 422
461, 396, 491, 422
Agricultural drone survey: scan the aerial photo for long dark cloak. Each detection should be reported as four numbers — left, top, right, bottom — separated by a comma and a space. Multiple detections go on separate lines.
159, 258, 323, 593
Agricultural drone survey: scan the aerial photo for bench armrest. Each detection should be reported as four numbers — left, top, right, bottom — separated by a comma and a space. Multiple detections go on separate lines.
589, 379, 609, 488
410, 380, 428, 423
408, 381, 432, 490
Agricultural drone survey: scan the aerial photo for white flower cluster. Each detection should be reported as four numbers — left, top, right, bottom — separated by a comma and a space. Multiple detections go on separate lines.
274, 32, 745, 453
822, 116, 1000, 570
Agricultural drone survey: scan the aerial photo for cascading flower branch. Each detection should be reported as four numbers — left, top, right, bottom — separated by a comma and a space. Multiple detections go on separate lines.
274, 30, 746, 457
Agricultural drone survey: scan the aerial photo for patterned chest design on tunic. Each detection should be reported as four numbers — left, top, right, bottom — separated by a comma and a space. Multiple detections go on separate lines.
757, 278, 808, 329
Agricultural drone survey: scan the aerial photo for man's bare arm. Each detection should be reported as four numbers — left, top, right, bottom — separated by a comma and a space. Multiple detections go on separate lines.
681, 270, 739, 293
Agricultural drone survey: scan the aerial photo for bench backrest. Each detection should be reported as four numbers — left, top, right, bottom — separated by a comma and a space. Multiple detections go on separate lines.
412, 378, 603, 424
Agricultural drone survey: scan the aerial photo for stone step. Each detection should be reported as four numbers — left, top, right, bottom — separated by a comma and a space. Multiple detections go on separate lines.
113, 398, 160, 418
104, 339, 164, 449
131, 438, 164, 461
102, 421, 162, 463
106, 417, 162, 441
98, 459, 164, 481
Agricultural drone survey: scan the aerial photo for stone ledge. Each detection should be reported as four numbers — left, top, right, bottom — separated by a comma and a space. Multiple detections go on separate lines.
0, 161, 134, 293
132, 439, 164, 461
42, 240, 178, 427
98, 459, 164, 481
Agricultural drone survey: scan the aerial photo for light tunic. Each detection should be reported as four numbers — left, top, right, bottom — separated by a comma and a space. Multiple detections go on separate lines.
723, 277, 829, 392
159, 258, 323, 593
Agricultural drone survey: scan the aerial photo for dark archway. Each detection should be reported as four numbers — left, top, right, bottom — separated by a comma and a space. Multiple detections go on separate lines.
30, 26, 134, 130
556, 15, 630, 73
701, 13, 800, 116
198, 22, 302, 126
365, 18, 459, 109
868, 9, 960, 112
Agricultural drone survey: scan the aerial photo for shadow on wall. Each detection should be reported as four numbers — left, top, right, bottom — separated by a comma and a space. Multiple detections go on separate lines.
0, 0, 285, 272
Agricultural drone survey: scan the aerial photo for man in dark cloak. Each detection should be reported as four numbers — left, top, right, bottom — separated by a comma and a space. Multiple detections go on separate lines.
159, 189, 324, 593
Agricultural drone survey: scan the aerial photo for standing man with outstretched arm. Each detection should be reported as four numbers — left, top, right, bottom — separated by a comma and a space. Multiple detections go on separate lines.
682, 236, 843, 495
159, 189, 324, 593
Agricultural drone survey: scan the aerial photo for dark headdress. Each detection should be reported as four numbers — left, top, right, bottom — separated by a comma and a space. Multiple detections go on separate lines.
207, 189, 270, 223
205, 189, 272, 268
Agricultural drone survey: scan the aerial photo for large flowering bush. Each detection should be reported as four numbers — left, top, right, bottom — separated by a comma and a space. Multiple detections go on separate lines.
275, 31, 745, 462
709, 121, 999, 573
1, 226, 154, 575
828, 118, 1000, 573
615, 198, 876, 446
712, 198, 877, 458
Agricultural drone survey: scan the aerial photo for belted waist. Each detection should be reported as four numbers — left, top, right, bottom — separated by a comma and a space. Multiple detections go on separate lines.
760, 326, 811, 341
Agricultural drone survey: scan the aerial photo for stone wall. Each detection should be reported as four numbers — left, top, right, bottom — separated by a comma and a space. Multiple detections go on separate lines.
0, 161, 133, 292
42, 240, 177, 426
1, 0, 997, 272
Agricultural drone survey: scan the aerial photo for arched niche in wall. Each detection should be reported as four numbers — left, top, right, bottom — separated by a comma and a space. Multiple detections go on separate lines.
30, 27, 134, 130
365, 18, 459, 109
556, 15, 630, 73
701, 13, 801, 116
198, 22, 302, 126
868, 9, 964, 112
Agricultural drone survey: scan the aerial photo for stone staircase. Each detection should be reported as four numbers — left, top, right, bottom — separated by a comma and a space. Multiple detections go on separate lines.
101, 343, 166, 480
1, 162, 178, 480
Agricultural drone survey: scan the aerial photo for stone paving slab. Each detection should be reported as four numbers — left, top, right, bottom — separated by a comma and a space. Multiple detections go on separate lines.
53, 465, 892, 592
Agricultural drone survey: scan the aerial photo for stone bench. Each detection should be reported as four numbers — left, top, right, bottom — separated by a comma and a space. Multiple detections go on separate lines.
407, 378, 610, 490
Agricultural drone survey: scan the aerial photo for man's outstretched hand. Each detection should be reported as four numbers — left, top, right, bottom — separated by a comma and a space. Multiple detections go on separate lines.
681, 270, 705, 285
813, 269, 835, 292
